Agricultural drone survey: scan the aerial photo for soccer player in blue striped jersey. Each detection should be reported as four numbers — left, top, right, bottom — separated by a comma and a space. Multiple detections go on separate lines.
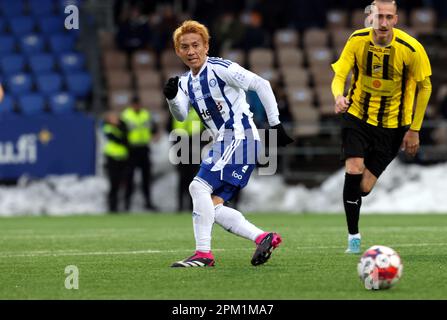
164, 20, 293, 268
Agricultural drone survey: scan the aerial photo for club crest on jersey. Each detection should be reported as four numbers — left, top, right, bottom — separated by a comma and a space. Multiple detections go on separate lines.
209, 78, 217, 87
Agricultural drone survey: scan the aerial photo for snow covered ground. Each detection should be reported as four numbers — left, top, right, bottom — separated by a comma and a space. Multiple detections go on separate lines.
1, 133, 446, 216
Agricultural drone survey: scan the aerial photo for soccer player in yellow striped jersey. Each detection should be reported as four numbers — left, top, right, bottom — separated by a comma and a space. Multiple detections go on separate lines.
331, 0, 432, 254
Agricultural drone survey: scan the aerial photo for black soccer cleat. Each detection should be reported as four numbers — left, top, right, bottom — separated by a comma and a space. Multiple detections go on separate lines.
171, 252, 215, 268
251, 232, 282, 266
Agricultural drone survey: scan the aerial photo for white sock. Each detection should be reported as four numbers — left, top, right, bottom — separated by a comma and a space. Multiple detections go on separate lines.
348, 233, 361, 240
189, 178, 215, 252
214, 204, 264, 242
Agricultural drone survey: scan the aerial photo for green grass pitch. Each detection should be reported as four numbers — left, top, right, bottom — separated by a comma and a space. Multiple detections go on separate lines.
0, 213, 446, 299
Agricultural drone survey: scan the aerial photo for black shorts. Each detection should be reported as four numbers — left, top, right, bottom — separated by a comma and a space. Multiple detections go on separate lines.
340, 113, 408, 178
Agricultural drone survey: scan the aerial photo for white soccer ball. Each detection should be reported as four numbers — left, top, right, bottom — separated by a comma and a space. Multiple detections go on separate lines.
357, 245, 403, 290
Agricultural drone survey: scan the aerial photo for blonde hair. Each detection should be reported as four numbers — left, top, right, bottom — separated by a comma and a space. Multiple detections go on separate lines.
173, 20, 210, 50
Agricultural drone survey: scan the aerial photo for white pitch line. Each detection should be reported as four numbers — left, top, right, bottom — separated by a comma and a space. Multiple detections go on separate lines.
0, 243, 445, 258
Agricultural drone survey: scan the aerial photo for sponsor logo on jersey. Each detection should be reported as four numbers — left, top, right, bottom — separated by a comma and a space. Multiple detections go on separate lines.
232, 171, 243, 180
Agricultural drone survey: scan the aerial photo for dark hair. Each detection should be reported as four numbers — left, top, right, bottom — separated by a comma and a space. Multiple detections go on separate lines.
132, 96, 140, 104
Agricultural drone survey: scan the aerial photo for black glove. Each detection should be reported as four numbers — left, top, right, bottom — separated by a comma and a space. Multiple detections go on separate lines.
271, 123, 294, 147
163, 76, 179, 100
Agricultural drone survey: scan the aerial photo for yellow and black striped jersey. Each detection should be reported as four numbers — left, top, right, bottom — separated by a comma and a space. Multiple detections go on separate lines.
332, 27, 432, 128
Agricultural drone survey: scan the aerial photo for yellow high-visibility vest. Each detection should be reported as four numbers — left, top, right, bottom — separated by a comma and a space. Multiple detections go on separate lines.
172, 109, 202, 136
103, 123, 128, 160
121, 107, 152, 146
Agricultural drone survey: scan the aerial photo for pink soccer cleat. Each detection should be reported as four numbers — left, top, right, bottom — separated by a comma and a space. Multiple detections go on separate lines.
171, 251, 215, 268
251, 232, 282, 266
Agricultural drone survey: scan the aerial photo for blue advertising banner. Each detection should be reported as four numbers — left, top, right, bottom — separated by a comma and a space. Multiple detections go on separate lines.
0, 113, 96, 179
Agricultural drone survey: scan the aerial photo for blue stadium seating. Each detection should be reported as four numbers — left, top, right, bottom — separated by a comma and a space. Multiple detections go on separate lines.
58, 0, 83, 11
0, 94, 15, 114
18, 93, 46, 115
7, 73, 33, 96
58, 52, 85, 73
0, 0, 24, 17
29, 53, 55, 74
49, 34, 75, 53
1, 54, 25, 75
8, 16, 36, 36
0, 0, 90, 116
19, 34, 45, 55
65, 72, 92, 98
0, 35, 16, 55
29, 0, 55, 17
0, 17, 5, 32
36, 73, 63, 96
37, 15, 64, 34
49, 92, 76, 114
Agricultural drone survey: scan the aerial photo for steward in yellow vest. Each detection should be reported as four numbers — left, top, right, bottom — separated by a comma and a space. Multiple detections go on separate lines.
120, 97, 156, 211
103, 111, 128, 212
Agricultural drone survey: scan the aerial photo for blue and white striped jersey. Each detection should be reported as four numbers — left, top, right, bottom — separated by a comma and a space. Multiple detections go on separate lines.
174, 56, 262, 141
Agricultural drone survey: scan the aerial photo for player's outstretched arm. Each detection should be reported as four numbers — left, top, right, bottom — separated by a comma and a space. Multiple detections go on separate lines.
248, 75, 294, 146
163, 76, 189, 121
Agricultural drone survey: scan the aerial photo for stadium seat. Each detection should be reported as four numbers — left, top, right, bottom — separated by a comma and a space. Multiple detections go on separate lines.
248, 48, 274, 69
49, 92, 76, 114
397, 10, 408, 27
286, 87, 314, 107
19, 34, 45, 55
315, 85, 334, 105
131, 50, 156, 71
108, 89, 133, 111
289, 104, 320, 138
330, 28, 352, 49
37, 15, 65, 34
0, 17, 5, 32
58, 52, 85, 73
138, 89, 164, 111
277, 48, 304, 69
18, 93, 46, 115
134, 70, 161, 90
273, 29, 299, 49
161, 49, 184, 70
36, 73, 63, 96
410, 8, 436, 34
29, 0, 55, 16
251, 67, 279, 85
8, 16, 36, 36
307, 47, 334, 68
0, 94, 16, 115
351, 9, 366, 29
1, 54, 25, 75
29, 53, 55, 74
326, 10, 348, 29
65, 72, 92, 98
220, 49, 245, 66
0, 35, 16, 55
0, 0, 24, 17
49, 34, 75, 53
161, 67, 187, 83
105, 70, 132, 90
310, 65, 334, 86
6, 73, 33, 96
319, 103, 336, 118
98, 30, 116, 50
57, 0, 82, 11
303, 28, 328, 48
282, 67, 309, 88
102, 50, 127, 71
